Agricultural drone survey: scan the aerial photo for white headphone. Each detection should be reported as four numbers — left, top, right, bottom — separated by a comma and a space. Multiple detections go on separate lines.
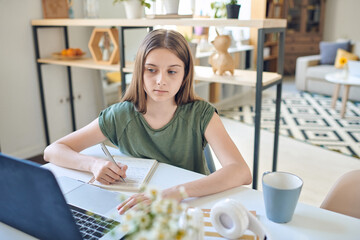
211, 198, 269, 240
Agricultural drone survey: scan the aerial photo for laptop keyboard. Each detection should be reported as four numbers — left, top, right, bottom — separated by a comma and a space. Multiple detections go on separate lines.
69, 204, 120, 240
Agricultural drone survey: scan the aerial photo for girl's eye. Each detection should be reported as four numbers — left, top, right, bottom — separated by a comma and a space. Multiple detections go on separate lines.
168, 70, 177, 74
147, 68, 156, 73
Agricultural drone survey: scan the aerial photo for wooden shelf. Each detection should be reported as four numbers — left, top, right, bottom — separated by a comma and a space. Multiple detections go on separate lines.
264, 55, 278, 61
38, 58, 119, 71
31, 18, 286, 29
38, 58, 135, 72
37, 59, 281, 88
264, 41, 278, 46
194, 66, 281, 87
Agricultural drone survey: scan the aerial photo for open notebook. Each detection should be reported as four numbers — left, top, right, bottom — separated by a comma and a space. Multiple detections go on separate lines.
90, 156, 158, 192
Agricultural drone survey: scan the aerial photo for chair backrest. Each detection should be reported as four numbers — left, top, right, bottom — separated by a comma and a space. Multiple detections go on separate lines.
204, 144, 216, 173
320, 169, 360, 219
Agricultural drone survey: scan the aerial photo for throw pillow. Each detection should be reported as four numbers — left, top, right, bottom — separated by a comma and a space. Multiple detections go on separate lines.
334, 49, 359, 68
319, 41, 351, 65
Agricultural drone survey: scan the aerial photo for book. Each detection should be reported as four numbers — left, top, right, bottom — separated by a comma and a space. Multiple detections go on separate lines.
90, 156, 158, 192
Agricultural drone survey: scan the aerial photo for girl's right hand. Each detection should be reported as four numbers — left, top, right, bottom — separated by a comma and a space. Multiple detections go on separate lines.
91, 158, 128, 185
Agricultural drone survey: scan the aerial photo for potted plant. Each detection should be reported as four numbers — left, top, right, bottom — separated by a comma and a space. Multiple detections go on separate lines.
210, 1, 227, 18
113, 0, 154, 19
226, 0, 241, 19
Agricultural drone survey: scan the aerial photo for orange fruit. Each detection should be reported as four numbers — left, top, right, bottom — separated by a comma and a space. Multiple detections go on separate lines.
66, 48, 76, 57
61, 49, 67, 56
75, 48, 82, 56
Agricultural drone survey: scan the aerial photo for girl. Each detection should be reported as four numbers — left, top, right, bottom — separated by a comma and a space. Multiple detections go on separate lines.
44, 29, 252, 214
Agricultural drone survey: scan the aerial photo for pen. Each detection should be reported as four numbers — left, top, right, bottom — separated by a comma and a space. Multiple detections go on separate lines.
100, 142, 126, 183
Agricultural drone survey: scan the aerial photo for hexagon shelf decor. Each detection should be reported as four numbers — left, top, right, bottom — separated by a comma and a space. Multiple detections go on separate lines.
88, 28, 120, 65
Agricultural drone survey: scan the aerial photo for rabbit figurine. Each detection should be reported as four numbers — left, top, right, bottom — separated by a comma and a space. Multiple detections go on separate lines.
208, 33, 235, 75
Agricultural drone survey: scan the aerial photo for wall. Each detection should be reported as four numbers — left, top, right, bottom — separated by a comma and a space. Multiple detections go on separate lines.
0, 0, 107, 158
0, 1, 46, 157
323, 0, 360, 41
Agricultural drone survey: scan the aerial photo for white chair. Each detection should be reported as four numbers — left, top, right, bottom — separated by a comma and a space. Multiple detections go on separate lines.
204, 144, 216, 173
320, 169, 360, 219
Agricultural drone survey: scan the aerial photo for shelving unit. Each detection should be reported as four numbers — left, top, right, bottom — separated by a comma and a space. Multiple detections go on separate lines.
251, 0, 325, 74
32, 18, 286, 189
250, 0, 284, 72
283, 0, 325, 74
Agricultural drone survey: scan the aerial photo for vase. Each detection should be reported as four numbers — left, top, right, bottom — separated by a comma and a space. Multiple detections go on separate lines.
83, 0, 99, 18
226, 4, 241, 19
123, 0, 144, 19
232, 28, 244, 48
164, 0, 179, 14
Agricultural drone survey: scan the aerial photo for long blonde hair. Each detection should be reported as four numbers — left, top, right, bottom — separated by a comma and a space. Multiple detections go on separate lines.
121, 29, 199, 113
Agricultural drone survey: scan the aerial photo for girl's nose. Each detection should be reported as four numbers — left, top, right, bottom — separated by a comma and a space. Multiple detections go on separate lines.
156, 72, 166, 86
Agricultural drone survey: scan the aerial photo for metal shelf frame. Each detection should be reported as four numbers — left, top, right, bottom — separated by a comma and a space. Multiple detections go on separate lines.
32, 19, 286, 189
253, 27, 285, 189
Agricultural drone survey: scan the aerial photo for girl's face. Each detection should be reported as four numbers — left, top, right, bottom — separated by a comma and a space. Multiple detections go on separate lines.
143, 48, 185, 104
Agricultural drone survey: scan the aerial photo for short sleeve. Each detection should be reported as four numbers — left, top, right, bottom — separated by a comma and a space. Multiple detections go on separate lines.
199, 101, 217, 134
98, 105, 119, 146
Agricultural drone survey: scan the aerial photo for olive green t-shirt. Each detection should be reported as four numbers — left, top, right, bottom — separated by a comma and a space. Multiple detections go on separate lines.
98, 100, 216, 175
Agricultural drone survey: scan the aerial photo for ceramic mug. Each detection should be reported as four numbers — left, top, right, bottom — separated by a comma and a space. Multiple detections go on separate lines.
262, 171, 303, 223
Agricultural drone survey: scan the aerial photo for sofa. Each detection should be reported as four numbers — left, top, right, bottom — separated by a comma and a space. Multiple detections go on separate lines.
295, 41, 360, 101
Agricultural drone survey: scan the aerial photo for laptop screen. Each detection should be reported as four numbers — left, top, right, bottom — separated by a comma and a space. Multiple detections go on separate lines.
0, 153, 83, 240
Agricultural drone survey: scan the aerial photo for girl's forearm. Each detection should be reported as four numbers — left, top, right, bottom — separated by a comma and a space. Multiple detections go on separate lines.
164, 163, 251, 200
43, 143, 98, 173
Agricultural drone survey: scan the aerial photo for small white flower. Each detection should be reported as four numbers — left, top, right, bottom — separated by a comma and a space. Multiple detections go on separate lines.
179, 186, 188, 199
179, 203, 188, 211
119, 186, 200, 240
119, 222, 136, 234
145, 186, 161, 201
168, 218, 181, 234
124, 209, 136, 221
132, 230, 150, 240
150, 199, 163, 214
153, 227, 172, 240
138, 213, 151, 229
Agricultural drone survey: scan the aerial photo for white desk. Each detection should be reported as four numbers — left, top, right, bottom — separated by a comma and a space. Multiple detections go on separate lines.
325, 72, 360, 118
1, 145, 359, 240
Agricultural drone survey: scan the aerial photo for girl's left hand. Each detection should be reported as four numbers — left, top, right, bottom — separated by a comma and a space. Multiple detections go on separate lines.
117, 186, 187, 215
162, 186, 187, 202
117, 193, 151, 215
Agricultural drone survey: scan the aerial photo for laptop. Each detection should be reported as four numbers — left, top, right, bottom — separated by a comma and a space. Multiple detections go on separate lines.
0, 153, 127, 240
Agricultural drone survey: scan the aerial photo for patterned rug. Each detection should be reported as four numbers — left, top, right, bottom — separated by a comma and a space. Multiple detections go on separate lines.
219, 91, 360, 159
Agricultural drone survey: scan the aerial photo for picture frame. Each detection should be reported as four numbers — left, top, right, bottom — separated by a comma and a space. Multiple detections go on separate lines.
42, 0, 69, 19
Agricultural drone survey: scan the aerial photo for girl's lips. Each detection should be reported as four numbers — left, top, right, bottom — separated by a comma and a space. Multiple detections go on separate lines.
154, 89, 167, 93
